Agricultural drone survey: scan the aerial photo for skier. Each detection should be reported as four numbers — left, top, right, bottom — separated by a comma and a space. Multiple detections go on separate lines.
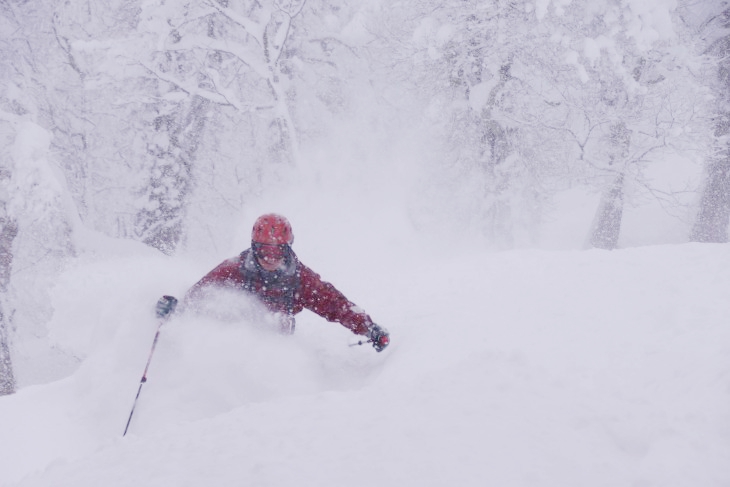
155, 213, 390, 352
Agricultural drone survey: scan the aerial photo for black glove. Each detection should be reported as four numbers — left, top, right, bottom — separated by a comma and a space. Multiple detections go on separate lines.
367, 323, 390, 352
155, 295, 178, 319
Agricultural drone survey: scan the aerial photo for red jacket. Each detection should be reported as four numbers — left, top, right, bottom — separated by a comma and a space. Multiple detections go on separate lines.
184, 249, 373, 335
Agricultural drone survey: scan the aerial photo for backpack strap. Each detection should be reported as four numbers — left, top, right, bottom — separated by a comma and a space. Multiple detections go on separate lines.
239, 248, 300, 318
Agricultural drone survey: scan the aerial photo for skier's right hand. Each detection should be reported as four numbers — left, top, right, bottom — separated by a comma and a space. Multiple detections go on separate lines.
368, 323, 390, 352
155, 295, 178, 319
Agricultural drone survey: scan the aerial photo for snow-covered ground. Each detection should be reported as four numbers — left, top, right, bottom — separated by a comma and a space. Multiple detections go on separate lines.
1, 238, 729, 486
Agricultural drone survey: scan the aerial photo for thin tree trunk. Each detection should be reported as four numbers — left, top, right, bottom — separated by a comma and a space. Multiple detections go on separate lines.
0, 217, 18, 395
588, 173, 624, 250
0, 308, 14, 395
690, 149, 730, 242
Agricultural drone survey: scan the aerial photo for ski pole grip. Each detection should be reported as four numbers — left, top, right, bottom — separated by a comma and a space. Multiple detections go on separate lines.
155, 295, 178, 318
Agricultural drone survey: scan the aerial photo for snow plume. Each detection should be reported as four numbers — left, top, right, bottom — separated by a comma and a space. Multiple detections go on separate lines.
6, 120, 58, 224
1, 118, 78, 385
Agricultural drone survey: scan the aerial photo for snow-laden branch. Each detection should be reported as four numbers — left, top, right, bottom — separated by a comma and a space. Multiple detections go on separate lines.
164, 35, 271, 81
204, 0, 269, 49
267, 0, 307, 68
206, 67, 273, 112
139, 61, 237, 109
139, 60, 278, 114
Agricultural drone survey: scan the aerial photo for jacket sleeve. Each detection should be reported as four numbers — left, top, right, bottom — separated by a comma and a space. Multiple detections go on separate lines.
183, 257, 243, 304
297, 264, 373, 335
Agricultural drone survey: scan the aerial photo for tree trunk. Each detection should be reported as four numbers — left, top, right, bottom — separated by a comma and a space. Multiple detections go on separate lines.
0, 307, 14, 395
589, 173, 624, 250
0, 217, 18, 395
690, 148, 730, 242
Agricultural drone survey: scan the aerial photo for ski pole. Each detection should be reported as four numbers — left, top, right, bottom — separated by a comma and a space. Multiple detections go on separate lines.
123, 296, 177, 436
349, 339, 373, 347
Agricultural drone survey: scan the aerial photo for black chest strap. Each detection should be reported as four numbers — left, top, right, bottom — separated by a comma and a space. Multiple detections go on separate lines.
239, 249, 300, 315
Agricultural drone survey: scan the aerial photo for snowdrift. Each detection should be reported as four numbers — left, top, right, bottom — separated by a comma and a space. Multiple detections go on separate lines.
1, 243, 729, 487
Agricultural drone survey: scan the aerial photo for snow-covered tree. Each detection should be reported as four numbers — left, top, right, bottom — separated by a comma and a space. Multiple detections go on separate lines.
689, 1, 730, 243
542, 0, 707, 249
369, 0, 706, 249
51, 0, 368, 253
364, 0, 552, 246
0, 0, 86, 391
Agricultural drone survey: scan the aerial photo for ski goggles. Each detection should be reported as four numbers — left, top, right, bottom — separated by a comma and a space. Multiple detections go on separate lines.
252, 243, 290, 262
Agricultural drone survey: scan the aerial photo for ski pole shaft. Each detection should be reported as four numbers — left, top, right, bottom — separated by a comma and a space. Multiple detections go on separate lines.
123, 320, 164, 437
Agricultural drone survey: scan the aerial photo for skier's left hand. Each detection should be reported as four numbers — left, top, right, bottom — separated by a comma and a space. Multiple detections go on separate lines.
368, 323, 390, 352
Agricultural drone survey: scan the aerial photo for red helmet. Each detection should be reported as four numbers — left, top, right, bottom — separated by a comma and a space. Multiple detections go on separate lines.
251, 214, 294, 245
